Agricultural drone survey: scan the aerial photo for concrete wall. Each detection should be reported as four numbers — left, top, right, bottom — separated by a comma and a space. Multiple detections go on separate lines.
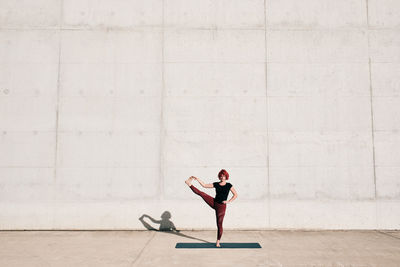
0, 0, 399, 230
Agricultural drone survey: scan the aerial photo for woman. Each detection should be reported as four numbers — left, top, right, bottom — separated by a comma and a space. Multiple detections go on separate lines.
185, 169, 238, 247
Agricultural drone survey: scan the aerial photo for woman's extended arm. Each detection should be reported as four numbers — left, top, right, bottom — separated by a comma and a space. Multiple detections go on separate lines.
191, 176, 213, 188
193, 176, 205, 187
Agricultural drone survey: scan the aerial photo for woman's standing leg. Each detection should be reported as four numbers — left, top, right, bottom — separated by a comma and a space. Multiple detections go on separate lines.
215, 202, 227, 242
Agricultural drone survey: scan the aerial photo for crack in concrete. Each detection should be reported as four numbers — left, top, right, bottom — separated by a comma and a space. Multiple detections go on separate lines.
376, 230, 400, 241
130, 231, 157, 267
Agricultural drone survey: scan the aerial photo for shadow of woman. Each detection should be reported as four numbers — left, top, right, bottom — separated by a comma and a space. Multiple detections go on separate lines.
139, 211, 212, 244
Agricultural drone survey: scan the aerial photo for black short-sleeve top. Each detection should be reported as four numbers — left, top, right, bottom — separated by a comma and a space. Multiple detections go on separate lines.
213, 182, 232, 204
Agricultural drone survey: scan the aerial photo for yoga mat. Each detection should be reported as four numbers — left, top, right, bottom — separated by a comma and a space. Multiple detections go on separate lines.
175, 242, 261, 249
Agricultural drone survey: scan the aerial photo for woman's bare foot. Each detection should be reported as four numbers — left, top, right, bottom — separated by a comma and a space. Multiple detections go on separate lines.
185, 177, 194, 186
216, 240, 221, 247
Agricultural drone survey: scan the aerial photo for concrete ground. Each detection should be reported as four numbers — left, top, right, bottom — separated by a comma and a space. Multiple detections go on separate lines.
1, 230, 399, 267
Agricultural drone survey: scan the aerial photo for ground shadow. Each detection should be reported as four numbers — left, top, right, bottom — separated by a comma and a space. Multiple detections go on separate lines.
139, 211, 213, 244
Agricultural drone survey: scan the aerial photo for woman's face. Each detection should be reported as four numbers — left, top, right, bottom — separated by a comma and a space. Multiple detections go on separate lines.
219, 174, 226, 181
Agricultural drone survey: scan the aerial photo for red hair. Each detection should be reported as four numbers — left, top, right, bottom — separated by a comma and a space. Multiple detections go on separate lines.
218, 169, 229, 180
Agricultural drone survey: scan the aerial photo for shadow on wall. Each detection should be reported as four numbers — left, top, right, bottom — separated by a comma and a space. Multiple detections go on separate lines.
139, 211, 212, 243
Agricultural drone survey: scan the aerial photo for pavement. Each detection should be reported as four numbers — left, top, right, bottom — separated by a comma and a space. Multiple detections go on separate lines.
1, 230, 399, 267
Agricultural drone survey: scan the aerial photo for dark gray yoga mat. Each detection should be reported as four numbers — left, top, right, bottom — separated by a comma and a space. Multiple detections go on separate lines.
175, 242, 261, 249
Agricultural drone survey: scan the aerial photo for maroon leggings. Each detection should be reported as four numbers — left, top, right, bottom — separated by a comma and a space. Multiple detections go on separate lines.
189, 185, 226, 240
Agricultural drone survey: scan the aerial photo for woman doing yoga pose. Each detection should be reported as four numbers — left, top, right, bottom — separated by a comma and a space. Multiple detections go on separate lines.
185, 169, 238, 247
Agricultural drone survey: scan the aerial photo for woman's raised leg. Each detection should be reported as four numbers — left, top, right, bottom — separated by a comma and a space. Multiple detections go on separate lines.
189, 185, 215, 209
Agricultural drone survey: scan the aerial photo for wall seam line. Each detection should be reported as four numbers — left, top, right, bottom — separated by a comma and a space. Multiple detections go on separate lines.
159, 0, 166, 201
365, 0, 378, 229
264, 0, 271, 229
52, 0, 64, 229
